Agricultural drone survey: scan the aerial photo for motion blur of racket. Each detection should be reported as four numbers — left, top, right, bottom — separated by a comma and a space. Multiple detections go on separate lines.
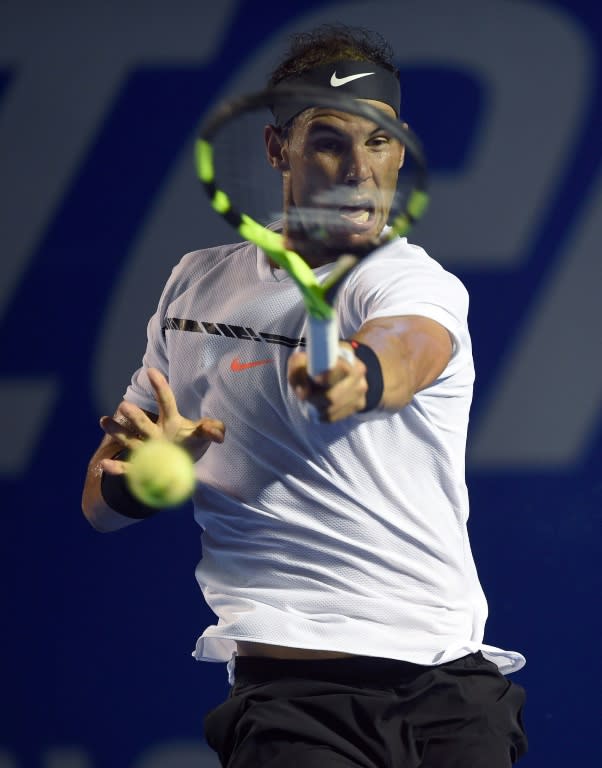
195, 85, 429, 376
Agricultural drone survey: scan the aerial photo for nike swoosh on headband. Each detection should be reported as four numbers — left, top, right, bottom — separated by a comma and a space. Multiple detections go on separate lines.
330, 71, 375, 87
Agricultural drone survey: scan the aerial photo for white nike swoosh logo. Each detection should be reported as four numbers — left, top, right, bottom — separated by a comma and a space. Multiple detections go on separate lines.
330, 71, 375, 87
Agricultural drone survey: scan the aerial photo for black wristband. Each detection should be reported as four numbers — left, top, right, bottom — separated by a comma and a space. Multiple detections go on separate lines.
350, 340, 384, 412
100, 448, 158, 519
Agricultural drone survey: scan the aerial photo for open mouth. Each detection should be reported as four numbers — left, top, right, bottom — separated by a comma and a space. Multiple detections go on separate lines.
338, 201, 376, 230
288, 193, 378, 237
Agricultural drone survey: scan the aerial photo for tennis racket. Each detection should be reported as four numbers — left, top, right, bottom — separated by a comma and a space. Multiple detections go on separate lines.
195, 85, 428, 376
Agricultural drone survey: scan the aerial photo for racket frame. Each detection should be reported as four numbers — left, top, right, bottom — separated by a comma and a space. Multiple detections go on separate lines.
196, 85, 429, 375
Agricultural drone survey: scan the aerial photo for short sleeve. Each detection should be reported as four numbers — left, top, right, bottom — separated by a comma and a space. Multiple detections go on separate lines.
337, 239, 470, 356
122, 252, 198, 412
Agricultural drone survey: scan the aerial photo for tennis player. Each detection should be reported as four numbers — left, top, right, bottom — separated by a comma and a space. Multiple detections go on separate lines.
82, 24, 528, 767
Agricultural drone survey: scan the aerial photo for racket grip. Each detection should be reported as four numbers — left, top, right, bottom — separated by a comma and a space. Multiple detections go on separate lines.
307, 315, 339, 377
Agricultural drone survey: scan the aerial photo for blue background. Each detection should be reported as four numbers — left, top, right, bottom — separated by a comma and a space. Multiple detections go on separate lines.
1, 1, 600, 766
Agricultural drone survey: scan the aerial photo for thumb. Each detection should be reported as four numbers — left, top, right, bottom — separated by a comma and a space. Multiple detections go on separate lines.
196, 418, 226, 444
100, 457, 128, 475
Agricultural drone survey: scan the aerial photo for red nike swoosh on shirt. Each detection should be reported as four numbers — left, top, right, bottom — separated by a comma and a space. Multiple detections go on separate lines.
230, 357, 273, 372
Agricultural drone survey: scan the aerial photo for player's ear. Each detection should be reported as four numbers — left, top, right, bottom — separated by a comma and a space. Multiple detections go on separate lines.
264, 124, 290, 171
398, 122, 408, 169
398, 144, 406, 170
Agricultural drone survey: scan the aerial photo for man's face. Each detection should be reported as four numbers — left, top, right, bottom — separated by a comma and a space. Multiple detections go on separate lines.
281, 100, 404, 259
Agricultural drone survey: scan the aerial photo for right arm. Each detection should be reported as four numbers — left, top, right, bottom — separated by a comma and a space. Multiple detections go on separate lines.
82, 368, 225, 533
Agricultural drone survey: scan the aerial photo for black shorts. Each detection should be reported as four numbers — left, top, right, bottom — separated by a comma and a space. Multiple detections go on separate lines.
204, 651, 527, 768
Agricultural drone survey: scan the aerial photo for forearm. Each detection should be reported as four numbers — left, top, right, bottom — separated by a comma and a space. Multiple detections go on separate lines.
350, 315, 453, 411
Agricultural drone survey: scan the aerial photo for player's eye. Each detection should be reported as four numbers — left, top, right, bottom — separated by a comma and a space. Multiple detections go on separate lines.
368, 134, 391, 148
313, 137, 343, 153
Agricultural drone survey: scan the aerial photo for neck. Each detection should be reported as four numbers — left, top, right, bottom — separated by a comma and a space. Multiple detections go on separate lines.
283, 223, 341, 269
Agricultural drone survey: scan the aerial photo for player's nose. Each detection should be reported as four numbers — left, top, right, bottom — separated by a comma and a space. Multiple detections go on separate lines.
342, 144, 371, 185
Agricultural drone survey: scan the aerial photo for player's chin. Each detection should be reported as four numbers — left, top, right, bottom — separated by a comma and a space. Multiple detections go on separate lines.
328, 217, 383, 251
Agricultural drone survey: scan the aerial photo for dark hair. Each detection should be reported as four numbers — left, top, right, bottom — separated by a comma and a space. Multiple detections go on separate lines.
268, 24, 399, 87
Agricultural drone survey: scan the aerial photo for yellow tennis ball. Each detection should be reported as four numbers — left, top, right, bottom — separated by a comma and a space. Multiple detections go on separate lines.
126, 439, 196, 509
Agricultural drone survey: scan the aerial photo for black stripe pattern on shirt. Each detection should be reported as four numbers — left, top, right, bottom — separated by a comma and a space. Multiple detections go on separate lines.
163, 318, 305, 348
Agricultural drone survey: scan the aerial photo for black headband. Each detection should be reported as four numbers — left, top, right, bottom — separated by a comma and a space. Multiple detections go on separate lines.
270, 60, 401, 126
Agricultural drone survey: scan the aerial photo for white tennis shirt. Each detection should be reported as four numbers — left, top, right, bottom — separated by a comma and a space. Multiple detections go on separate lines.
124, 235, 525, 675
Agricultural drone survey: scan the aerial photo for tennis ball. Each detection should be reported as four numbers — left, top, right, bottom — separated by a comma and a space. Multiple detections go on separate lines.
126, 439, 196, 509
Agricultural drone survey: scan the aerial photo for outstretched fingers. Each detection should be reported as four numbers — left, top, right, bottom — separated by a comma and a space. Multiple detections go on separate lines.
147, 367, 179, 425
99, 407, 152, 449
98, 369, 227, 464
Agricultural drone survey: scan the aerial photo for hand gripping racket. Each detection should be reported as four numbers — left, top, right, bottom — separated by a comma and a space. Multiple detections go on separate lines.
195, 85, 428, 376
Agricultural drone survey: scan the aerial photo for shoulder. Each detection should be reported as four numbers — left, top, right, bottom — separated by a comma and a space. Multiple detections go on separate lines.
337, 237, 472, 364
374, 238, 467, 291
159, 239, 255, 304
347, 237, 469, 315
172, 239, 253, 284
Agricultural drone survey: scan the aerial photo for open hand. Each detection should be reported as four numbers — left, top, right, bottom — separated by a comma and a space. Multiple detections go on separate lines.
99, 368, 225, 473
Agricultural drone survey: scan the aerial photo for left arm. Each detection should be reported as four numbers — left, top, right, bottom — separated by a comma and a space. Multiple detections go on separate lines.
288, 315, 453, 422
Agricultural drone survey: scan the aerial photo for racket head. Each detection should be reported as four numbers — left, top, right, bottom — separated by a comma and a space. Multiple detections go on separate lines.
196, 84, 428, 260
195, 85, 429, 375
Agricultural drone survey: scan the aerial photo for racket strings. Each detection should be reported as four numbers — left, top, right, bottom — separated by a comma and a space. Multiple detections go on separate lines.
205, 99, 422, 249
